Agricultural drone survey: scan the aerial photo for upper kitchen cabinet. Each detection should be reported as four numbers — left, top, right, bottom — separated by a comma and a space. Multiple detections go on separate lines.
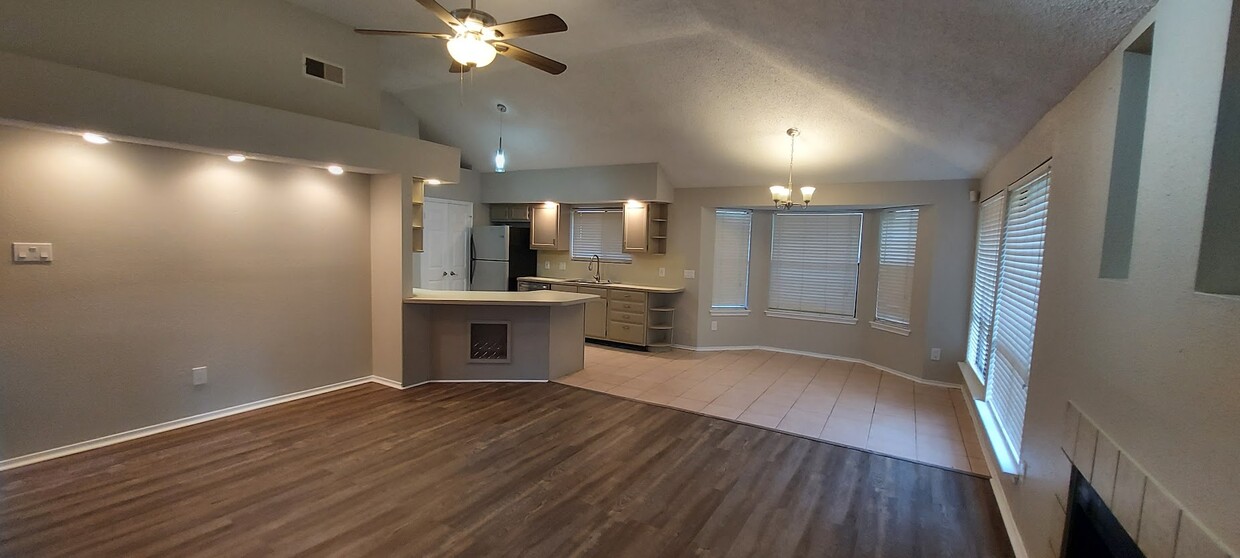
623, 202, 668, 255
530, 202, 570, 250
489, 203, 531, 223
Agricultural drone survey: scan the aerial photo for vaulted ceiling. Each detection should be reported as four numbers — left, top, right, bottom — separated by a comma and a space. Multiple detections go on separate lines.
290, 0, 1154, 187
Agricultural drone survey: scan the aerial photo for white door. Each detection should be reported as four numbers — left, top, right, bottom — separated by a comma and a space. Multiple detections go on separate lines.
422, 199, 473, 290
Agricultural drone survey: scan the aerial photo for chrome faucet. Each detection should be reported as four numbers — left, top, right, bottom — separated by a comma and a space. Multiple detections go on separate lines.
588, 254, 602, 283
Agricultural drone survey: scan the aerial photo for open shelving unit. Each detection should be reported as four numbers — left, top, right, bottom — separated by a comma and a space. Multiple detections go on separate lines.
411, 179, 425, 253
648, 203, 669, 255
646, 293, 676, 350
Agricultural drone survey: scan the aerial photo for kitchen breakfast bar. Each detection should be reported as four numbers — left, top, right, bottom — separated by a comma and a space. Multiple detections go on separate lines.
402, 288, 597, 384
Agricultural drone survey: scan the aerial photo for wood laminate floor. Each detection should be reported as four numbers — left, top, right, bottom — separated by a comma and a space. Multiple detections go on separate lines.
1, 383, 1013, 558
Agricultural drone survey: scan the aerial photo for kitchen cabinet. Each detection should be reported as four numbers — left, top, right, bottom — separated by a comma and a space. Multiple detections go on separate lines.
515, 278, 681, 350
530, 203, 569, 250
622, 202, 668, 255
578, 286, 608, 339
489, 204, 531, 223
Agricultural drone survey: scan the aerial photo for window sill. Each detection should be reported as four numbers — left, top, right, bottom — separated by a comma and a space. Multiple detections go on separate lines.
869, 320, 910, 336
764, 310, 858, 325
973, 399, 1022, 475
710, 308, 751, 317
958, 361, 986, 401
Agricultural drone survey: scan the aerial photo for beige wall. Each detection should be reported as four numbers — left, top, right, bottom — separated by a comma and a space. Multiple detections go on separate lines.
535, 179, 974, 383
0, 125, 373, 459
0, 0, 381, 128
481, 163, 673, 204
980, 0, 1240, 553
672, 182, 975, 383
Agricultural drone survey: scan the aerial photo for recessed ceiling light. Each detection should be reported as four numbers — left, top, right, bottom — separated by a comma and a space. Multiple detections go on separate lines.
327, 165, 345, 175
227, 154, 247, 163
425, 179, 442, 185
82, 133, 109, 145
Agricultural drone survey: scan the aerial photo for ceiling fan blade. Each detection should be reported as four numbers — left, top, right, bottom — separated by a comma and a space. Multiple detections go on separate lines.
449, 61, 472, 73
355, 29, 451, 39
489, 14, 567, 39
493, 42, 566, 75
416, 0, 461, 28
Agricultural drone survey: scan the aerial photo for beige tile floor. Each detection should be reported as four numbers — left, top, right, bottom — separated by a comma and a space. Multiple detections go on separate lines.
558, 345, 990, 476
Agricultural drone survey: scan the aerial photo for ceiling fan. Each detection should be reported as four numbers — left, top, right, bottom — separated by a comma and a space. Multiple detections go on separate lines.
355, 0, 568, 75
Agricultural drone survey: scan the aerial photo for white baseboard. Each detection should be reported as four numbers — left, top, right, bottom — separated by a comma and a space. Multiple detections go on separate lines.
369, 375, 405, 389
420, 379, 548, 383
1, 375, 400, 472
672, 344, 963, 389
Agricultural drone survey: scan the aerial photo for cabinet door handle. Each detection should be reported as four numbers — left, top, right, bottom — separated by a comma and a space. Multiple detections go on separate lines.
450, 271, 457, 276
442, 271, 449, 276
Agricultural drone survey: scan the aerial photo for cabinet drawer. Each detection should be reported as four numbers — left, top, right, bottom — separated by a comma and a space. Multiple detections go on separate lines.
609, 300, 645, 314
578, 286, 608, 297
609, 310, 646, 325
608, 289, 647, 303
550, 284, 578, 293
607, 321, 646, 345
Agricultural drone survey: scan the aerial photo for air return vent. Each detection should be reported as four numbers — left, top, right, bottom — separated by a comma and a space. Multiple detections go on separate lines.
304, 56, 345, 85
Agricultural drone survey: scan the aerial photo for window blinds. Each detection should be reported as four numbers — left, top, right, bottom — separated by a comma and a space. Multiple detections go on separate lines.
986, 171, 1051, 458
967, 192, 1007, 380
712, 210, 752, 310
571, 208, 630, 262
875, 208, 920, 325
769, 212, 863, 317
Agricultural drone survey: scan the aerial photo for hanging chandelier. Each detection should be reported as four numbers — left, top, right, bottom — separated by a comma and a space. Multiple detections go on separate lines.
770, 128, 815, 210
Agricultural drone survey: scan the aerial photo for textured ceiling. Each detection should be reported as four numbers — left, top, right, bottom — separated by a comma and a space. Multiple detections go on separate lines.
290, 0, 1154, 187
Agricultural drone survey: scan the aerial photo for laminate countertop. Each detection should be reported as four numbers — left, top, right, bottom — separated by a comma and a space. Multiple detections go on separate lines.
516, 277, 685, 294
404, 288, 597, 307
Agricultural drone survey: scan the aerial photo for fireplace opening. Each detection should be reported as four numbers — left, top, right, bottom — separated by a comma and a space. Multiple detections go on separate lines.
1062, 465, 1144, 557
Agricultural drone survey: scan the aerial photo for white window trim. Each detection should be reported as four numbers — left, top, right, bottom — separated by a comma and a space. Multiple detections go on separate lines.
765, 309, 859, 325
711, 209, 753, 312
869, 320, 911, 336
973, 399, 1022, 475
569, 207, 631, 264
767, 211, 863, 319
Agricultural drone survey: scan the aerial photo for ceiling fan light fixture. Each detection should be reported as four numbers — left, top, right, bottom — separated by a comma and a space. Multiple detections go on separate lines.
447, 33, 496, 67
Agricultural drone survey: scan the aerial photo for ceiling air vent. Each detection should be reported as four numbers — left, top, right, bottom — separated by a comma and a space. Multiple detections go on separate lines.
304, 56, 345, 86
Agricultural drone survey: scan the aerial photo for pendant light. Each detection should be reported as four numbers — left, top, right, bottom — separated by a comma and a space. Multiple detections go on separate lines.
770, 128, 815, 210
494, 103, 507, 173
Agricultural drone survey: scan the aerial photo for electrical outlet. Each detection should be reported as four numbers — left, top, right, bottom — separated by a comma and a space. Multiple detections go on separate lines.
544, 261, 551, 269
658, 267, 666, 277
930, 348, 942, 361
683, 269, 696, 279
192, 366, 208, 386
558, 262, 567, 270
711, 321, 718, 331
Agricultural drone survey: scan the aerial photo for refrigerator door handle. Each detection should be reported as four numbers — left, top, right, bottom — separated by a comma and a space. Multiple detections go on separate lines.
469, 236, 476, 284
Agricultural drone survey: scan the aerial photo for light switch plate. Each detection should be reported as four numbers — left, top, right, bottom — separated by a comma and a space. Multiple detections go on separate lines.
544, 261, 551, 269
711, 321, 718, 331
192, 366, 208, 386
930, 348, 941, 361
558, 262, 567, 270
658, 267, 666, 277
683, 269, 696, 279
12, 242, 53, 262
